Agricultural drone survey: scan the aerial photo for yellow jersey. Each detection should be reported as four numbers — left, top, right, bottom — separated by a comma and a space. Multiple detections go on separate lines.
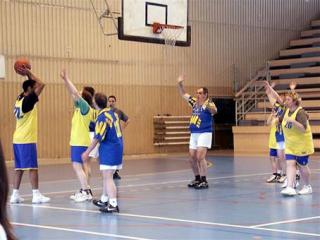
268, 119, 277, 149
13, 96, 38, 144
70, 99, 93, 146
282, 107, 314, 156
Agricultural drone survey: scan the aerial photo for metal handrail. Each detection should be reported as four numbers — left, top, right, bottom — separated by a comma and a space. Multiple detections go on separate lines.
235, 63, 270, 125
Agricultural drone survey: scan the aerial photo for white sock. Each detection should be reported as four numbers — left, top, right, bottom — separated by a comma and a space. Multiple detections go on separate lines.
32, 189, 40, 196
109, 198, 117, 206
12, 189, 19, 196
101, 194, 108, 203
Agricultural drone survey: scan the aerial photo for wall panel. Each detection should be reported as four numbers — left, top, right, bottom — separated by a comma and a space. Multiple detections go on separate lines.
1, 0, 320, 160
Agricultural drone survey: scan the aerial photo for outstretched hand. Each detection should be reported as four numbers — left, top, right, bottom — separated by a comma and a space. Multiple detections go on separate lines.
290, 81, 297, 91
60, 69, 67, 80
177, 74, 185, 84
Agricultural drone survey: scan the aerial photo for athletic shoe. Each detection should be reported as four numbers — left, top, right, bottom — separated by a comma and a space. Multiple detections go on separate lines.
266, 173, 279, 183
73, 191, 91, 202
99, 203, 119, 213
277, 175, 287, 183
10, 194, 25, 204
84, 189, 93, 200
70, 189, 82, 200
298, 185, 312, 195
187, 179, 200, 188
32, 194, 50, 204
113, 170, 121, 180
194, 181, 209, 189
281, 178, 299, 188
93, 199, 108, 208
281, 187, 297, 196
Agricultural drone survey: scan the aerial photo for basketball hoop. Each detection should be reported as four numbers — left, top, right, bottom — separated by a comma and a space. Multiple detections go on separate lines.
152, 22, 184, 47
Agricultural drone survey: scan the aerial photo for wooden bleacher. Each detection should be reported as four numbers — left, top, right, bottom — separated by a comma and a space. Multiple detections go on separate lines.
153, 116, 190, 146
234, 18, 320, 154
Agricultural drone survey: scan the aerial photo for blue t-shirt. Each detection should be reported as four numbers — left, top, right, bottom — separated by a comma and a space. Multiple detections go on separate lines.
94, 108, 123, 166
188, 97, 213, 133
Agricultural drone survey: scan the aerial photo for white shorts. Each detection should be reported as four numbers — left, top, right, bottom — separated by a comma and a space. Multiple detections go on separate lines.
100, 164, 123, 171
276, 141, 285, 150
89, 132, 99, 158
189, 132, 212, 150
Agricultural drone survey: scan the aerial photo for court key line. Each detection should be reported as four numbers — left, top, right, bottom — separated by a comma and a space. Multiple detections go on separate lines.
12, 222, 155, 240
12, 204, 320, 238
250, 215, 320, 228
19, 172, 273, 197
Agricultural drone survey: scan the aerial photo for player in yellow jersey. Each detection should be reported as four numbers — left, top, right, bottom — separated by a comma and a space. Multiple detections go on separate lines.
60, 70, 94, 202
83, 86, 98, 181
10, 68, 50, 204
265, 81, 314, 196
265, 86, 286, 183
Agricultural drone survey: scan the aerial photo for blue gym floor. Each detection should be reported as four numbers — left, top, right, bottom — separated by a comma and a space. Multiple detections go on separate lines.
8, 152, 320, 239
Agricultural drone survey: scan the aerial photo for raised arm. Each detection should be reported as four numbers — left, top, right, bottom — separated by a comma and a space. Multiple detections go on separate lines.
177, 74, 190, 101
25, 69, 45, 96
60, 69, 81, 101
264, 81, 283, 105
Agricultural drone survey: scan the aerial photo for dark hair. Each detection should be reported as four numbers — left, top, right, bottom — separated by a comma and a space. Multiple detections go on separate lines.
81, 90, 93, 107
108, 95, 116, 102
83, 86, 95, 97
95, 93, 108, 109
22, 79, 36, 92
0, 141, 16, 240
202, 87, 209, 99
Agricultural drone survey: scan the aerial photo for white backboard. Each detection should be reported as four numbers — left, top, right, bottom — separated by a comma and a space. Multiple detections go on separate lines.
118, 0, 191, 46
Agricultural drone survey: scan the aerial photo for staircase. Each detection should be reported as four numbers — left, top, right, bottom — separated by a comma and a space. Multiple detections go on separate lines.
234, 19, 320, 154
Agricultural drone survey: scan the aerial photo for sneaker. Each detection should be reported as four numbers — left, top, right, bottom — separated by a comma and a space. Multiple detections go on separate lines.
281, 187, 297, 196
266, 173, 279, 183
93, 199, 108, 208
281, 179, 299, 188
298, 185, 312, 195
187, 179, 200, 188
84, 189, 93, 200
278, 175, 287, 183
113, 170, 121, 180
10, 194, 25, 204
194, 181, 209, 189
70, 189, 82, 200
99, 203, 119, 213
32, 194, 50, 204
73, 191, 91, 202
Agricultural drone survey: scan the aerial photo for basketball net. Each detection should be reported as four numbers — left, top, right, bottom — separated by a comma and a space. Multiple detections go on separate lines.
152, 22, 185, 47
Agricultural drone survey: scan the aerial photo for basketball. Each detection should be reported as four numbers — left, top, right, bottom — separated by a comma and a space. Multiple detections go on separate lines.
14, 58, 31, 76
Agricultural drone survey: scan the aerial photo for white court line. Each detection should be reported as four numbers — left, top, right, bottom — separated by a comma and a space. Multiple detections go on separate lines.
12, 204, 320, 237
252, 227, 320, 237
19, 172, 271, 198
19, 168, 320, 198
18, 169, 191, 187
12, 222, 155, 240
250, 215, 320, 228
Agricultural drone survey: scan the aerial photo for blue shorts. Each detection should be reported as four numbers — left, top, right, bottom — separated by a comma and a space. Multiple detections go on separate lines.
269, 148, 277, 157
71, 146, 87, 163
285, 154, 309, 166
99, 143, 123, 166
13, 143, 38, 169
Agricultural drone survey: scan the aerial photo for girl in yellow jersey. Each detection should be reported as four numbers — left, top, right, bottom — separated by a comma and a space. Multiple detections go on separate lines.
265, 82, 314, 196
60, 70, 94, 202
